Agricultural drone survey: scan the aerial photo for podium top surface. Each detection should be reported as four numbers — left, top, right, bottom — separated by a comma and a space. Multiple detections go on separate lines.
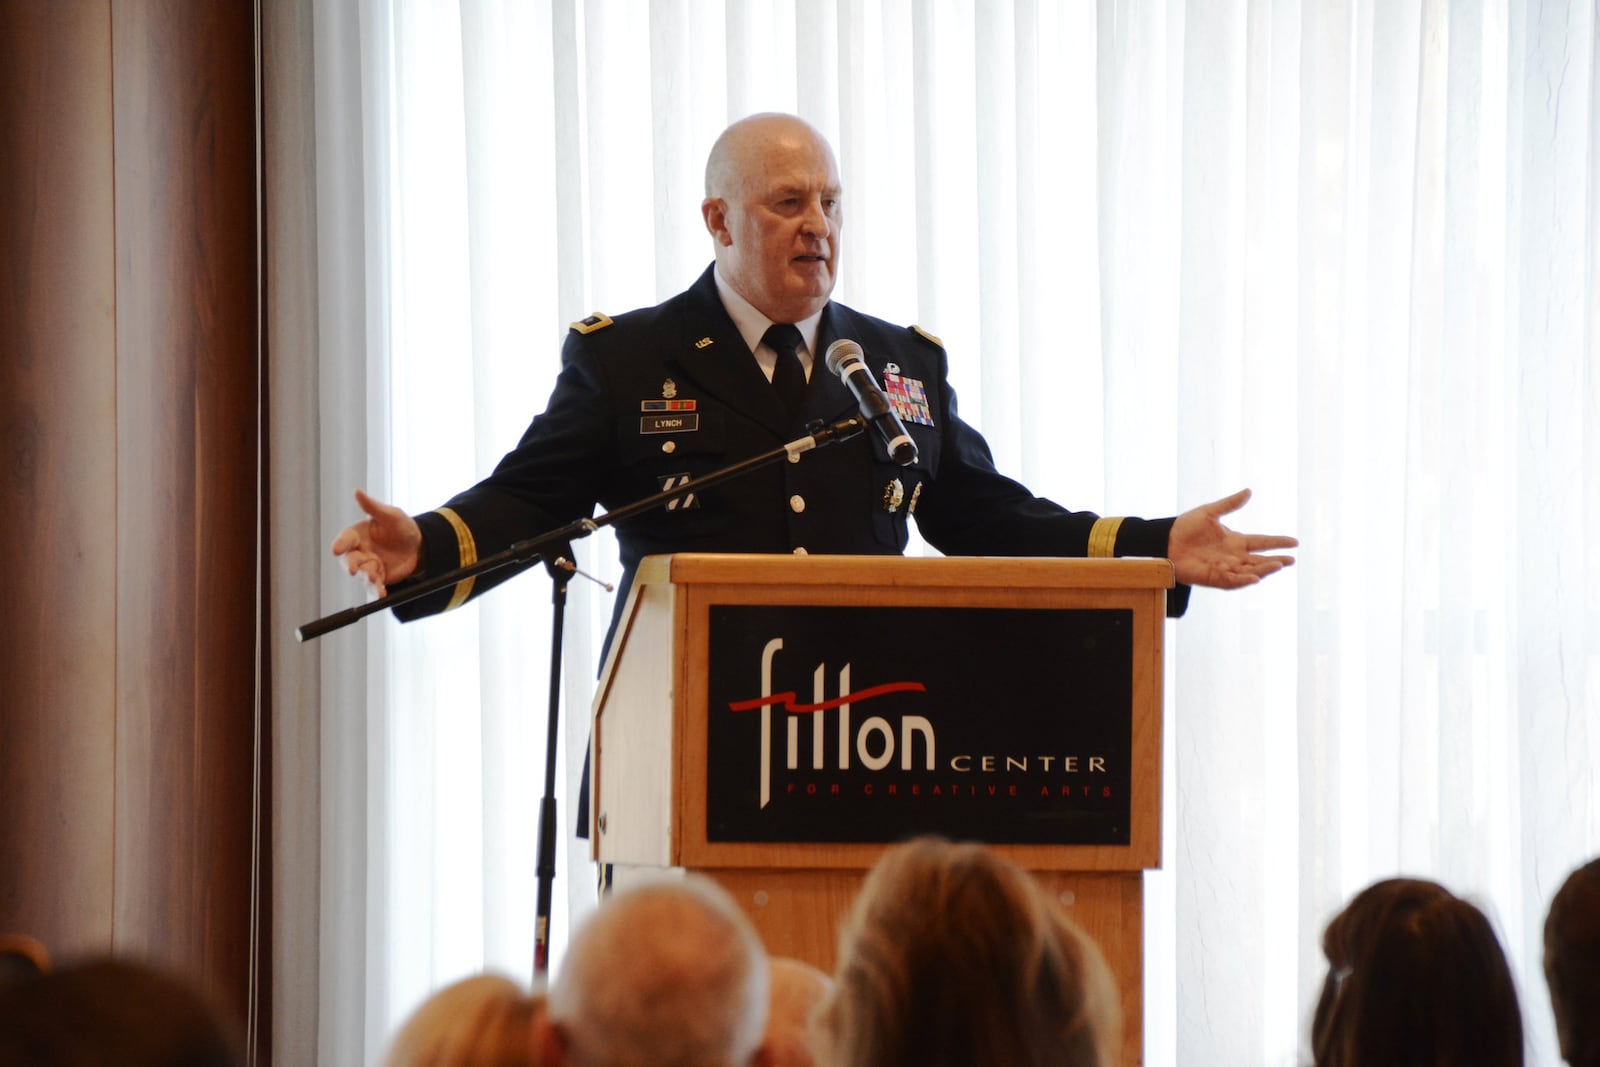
634, 553, 1176, 591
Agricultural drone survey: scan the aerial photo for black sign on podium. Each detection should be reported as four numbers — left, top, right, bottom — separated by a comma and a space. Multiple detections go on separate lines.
704, 604, 1134, 845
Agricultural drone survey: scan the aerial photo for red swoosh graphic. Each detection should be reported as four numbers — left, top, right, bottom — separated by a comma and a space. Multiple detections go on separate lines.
728, 681, 927, 714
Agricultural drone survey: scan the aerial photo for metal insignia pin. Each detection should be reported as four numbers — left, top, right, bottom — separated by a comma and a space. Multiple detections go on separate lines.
884, 362, 901, 375
694, 336, 713, 349
882, 478, 905, 513
662, 378, 677, 399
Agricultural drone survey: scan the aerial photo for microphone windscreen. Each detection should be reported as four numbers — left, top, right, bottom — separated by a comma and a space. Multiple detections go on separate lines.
824, 338, 864, 376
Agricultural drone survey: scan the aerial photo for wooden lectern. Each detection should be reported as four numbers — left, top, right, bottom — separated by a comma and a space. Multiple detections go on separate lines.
591, 553, 1168, 1066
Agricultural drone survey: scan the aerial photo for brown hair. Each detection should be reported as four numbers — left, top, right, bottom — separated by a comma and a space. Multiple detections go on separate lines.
0, 956, 243, 1066
1545, 858, 1600, 1067
819, 837, 1120, 1067
1311, 877, 1523, 1067
382, 973, 545, 1067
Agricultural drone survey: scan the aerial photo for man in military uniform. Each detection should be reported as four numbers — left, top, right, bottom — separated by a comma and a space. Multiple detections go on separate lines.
333, 112, 1296, 839
333, 112, 1296, 637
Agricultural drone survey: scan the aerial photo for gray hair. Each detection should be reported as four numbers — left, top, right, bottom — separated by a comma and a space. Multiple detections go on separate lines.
549, 876, 769, 1067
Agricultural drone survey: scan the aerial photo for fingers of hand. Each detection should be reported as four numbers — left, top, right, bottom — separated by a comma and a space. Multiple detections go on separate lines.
356, 557, 387, 592
1245, 533, 1298, 551
1205, 487, 1253, 518
354, 488, 397, 522
333, 519, 377, 557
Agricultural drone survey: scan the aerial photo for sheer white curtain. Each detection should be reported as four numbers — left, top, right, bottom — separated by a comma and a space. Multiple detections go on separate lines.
269, 1, 1599, 1065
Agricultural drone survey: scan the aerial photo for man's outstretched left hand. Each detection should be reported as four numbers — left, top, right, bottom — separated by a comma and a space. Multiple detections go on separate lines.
1169, 488, 1297, 590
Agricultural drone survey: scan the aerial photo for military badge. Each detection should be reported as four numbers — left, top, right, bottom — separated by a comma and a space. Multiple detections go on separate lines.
883, 371, 934, 427
570, 311, 613, 334
662, 378, 678, 399
881, 478, 905, 513
907, 481, 923, 514
658, 473, 699, 510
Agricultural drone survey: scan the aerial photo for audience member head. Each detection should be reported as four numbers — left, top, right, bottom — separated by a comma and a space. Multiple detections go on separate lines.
0, 933, 50, 986
383, 972, 546, 1067
818, 836, 1121, 1067
1546, 857, 1600, 1067
757, 956, 832, 1067
0, 956, 242, 1066
546, 875, 769, 1067
1311, 877, 1523, 1067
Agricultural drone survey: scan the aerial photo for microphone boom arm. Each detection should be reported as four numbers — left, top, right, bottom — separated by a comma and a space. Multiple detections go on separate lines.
296, 413, 869, 641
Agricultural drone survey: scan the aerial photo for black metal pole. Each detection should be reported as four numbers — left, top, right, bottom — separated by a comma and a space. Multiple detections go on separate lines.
293, 413, 869, 980
295, 414, 866, 643
533, 558, 569, 975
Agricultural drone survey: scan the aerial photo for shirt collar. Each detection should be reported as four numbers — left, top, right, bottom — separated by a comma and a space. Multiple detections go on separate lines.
713, 263, 824, 360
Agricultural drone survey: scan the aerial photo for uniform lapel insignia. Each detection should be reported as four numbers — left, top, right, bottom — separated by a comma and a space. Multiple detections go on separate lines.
694, 336, 714, 349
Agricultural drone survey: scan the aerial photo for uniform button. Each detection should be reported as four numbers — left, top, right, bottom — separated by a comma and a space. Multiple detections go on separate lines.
789, 494, 805, 513
793, 547, 808, 556
661, 440, 676, 454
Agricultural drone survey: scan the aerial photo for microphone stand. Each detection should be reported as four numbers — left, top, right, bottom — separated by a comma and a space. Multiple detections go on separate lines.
297, 413, 867, 975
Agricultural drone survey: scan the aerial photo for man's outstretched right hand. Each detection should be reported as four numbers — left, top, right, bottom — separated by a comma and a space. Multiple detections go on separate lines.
330, 489, 423, 597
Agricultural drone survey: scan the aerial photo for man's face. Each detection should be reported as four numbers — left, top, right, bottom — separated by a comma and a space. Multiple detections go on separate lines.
704, 125, 842, 324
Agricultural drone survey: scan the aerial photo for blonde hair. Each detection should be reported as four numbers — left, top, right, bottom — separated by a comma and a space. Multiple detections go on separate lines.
820, 837, 1120, 1067
383, 973, 545, 1067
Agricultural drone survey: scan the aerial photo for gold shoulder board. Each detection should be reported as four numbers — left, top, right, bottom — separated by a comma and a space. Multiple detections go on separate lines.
911, 324, 944, 348
570, 312, 614, 334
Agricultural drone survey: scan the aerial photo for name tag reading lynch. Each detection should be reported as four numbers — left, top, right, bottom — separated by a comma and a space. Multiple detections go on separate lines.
641, 413, 701, 434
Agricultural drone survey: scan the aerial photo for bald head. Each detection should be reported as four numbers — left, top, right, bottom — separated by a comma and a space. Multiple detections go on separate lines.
548, 877, 769, 1067
759, 958, 833, 1067
701, 113, 842, 323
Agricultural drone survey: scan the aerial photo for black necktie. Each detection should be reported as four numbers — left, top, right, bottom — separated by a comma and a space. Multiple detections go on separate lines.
763, 323, 807, 418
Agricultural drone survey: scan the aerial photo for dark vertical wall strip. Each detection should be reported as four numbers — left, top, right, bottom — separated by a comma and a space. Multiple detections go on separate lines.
110, 0, 260, 1025
0, 0, 264, 1047
0, 0, 120, 962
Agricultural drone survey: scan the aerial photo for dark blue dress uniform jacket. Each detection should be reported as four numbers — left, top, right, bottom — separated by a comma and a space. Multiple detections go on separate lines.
397, 264, 1189, 634
392, 264, 1189, 832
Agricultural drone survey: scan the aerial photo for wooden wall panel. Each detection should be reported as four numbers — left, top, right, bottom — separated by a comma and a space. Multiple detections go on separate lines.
110, 0, 260, 1024
0, 0, 119, 961
0, 0, 263, 1047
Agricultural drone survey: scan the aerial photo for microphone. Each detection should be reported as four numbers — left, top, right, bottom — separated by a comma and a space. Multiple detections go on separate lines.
824, 339, 919, 466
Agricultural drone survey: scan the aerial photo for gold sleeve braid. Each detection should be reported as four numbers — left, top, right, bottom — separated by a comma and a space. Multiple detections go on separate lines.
433, 507, 478, 610
1086, 516, 1125, 559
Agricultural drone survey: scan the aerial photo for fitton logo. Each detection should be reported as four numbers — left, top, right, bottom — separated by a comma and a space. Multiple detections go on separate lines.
728, 638, 931, 809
